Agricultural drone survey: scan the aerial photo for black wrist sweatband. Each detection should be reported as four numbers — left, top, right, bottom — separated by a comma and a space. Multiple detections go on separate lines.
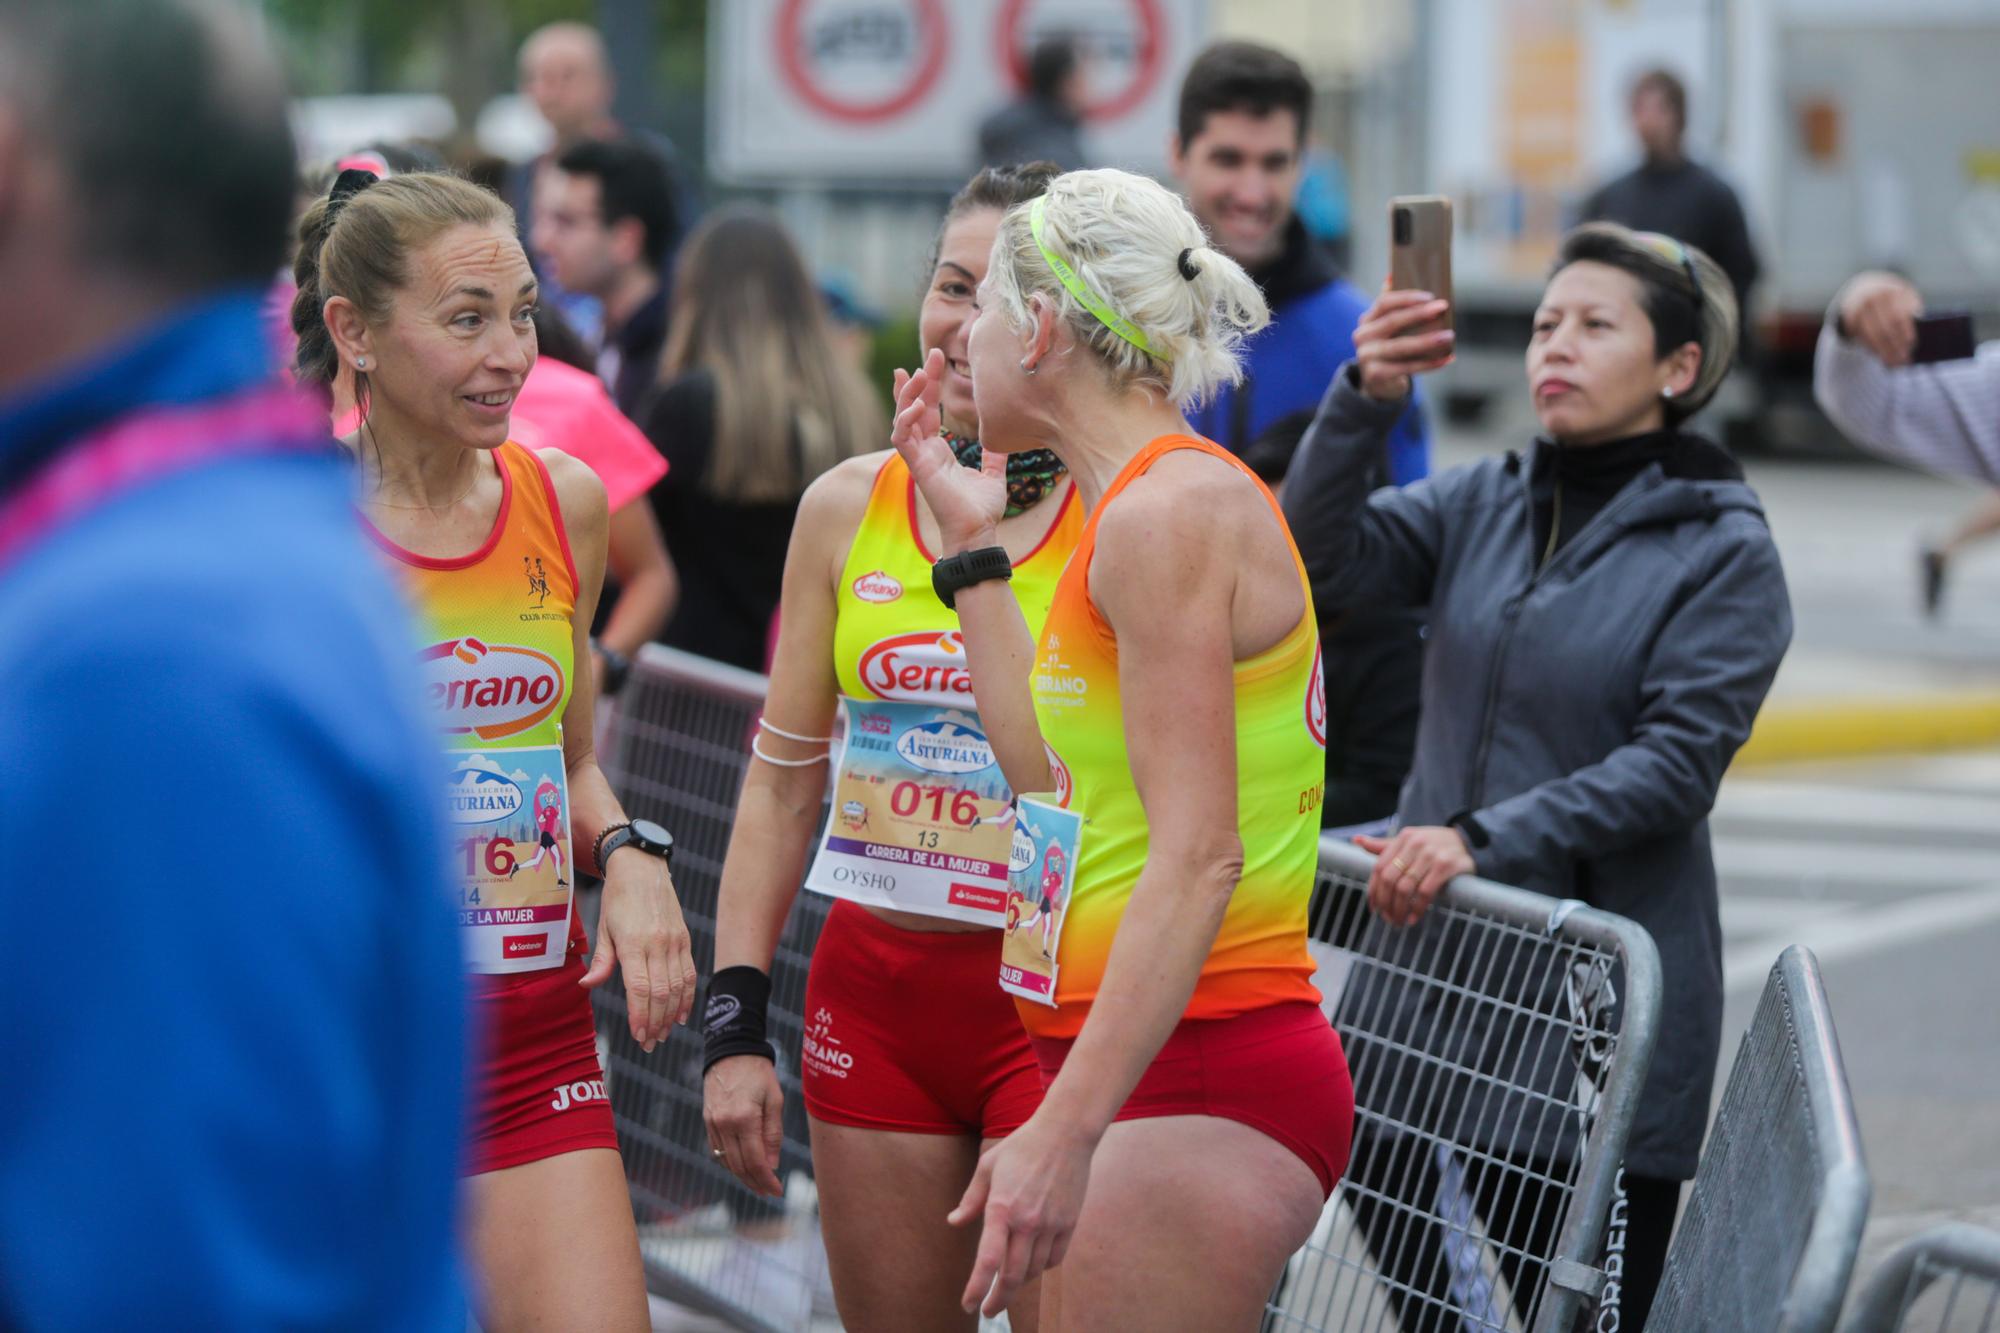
702, 966, 774, 1074
1446, 809, 1491, 850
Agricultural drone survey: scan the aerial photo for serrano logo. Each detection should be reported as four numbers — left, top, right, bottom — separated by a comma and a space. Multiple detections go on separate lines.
1306, 643, 1327, 749
419, 638, 565, 740
445, 754, 528, 825
857, 630, 974, 705
895, 715, 995, 775
851, 570, 904, 603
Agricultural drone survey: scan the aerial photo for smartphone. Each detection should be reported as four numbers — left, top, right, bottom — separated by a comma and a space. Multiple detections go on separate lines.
1912, 312, 1976, 364
1389, 196, 1454, 335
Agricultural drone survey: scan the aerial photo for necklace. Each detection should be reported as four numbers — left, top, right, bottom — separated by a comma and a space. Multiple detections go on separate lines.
943, 430, 1067, 518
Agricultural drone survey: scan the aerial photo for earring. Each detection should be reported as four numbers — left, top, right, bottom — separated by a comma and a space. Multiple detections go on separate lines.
355, 357, 368, 370
1020, 360, 1037, 376
1661, 385, 1675, 400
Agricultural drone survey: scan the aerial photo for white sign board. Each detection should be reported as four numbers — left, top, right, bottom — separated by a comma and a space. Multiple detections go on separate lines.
711, 0, 1210, 184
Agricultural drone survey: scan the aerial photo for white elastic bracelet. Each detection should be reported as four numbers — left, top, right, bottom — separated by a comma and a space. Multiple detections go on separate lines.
757, 716, 835, 745
751, 735, 831, 768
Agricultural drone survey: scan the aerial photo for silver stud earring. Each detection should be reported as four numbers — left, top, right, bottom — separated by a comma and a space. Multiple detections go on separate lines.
355, 357, 368, 370
1661, 385, 1675, 400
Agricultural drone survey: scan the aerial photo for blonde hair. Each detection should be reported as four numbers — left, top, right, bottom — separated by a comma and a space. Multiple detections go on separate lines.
659, 207, 884, 504
291, 171, 515, 400
984, 168, 1268, 408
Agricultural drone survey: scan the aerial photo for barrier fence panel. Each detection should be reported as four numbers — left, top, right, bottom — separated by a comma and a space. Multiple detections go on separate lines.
1649, 945, 1871, 1333
1265, 839, 1662, 1333
596, 646, 1662, 1332
1840, 1225, 2000, 1333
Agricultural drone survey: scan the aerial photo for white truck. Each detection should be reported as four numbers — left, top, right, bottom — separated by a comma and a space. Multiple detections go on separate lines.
1412, 0, 2000, 449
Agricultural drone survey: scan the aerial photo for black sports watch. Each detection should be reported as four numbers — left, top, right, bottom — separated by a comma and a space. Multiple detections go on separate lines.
931, 545, 1013, 611
597, 818, 674, 871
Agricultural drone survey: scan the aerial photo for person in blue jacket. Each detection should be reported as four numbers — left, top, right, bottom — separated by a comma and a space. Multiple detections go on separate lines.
0, 3, 467, 1328
1170, 40, 1430, 828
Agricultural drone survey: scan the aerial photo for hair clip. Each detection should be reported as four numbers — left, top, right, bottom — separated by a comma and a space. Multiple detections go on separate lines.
1177, 247, 1202, 281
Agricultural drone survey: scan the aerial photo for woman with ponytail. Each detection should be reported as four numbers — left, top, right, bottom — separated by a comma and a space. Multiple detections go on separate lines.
700, 162, 1076, 1331
891, 167, 1356, 1329
292, 168, 693, 1333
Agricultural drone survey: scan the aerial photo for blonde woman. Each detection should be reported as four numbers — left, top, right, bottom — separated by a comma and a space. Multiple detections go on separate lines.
641, 207, 885, 669
893, 168, 1355, 1330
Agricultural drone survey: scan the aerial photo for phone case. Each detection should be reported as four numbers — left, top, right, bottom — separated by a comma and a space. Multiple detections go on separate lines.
1912, 312, 1976, 365
1390, 196, 1454, 336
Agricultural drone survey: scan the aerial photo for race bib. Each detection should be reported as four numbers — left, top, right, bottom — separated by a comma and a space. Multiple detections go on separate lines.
999, 796, 1083, 1007
805, 698, 1016, 925
445, 741, 574, 973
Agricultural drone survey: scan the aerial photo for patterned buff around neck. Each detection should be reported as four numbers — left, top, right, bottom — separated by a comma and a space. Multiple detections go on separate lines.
944, 430, 1067, 518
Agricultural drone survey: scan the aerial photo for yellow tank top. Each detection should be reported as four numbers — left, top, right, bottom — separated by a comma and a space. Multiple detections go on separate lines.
1022, 435, 1326, 1038
833, 452, 1080, 704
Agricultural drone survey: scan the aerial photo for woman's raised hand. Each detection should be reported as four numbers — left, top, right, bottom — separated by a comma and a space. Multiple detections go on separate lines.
892, 348, 1007, 552
1353, 286, 1456, 403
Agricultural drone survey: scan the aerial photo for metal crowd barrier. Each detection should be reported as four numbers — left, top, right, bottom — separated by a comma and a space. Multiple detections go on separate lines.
1649, 944, 1871, 1333
596, 646, 1663, 1332
1269, 838, 1663, 1333
1840, 1225, 2000, 1333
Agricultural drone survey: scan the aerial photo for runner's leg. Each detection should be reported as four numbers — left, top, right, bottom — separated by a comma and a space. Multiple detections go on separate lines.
1041, 1115, 1322, 1332
809, 1118, 1041, 1332
465, 1146, 648, 1333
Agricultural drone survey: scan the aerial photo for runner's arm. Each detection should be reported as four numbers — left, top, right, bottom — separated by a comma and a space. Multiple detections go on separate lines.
544, 447, 697, 1050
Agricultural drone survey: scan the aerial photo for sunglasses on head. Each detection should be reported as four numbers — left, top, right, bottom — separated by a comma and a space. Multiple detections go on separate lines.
1638, 232, 1703, 311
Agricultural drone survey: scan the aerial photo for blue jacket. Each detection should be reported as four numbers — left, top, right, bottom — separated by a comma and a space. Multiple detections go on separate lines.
1189, 220, 1429, 486
1284, 367, 1792, 1179
0, 293, 467, 1330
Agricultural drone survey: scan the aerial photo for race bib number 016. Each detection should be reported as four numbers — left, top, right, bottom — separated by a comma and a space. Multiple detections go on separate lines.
999, 796, 1082, 1007
446, 742, 573, 973
805, 698, 1016, 925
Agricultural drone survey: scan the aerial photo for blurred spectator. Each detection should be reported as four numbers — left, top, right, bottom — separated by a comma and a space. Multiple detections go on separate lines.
1581, 69, 1761, 326
534, 137, 679, 418
977, 32, 1089, 172
513, 305, 676, 673
509, 21, 694, 339
1171, 39, 1430, 830
1814, 269, 2000, 614
1286, 224, 1790, 1331
819, 273, 886, 376
643, 208, 885, 671
0, 2, 465, 1327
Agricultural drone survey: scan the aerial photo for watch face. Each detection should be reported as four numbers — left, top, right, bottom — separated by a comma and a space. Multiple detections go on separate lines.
630, 818, 674, 851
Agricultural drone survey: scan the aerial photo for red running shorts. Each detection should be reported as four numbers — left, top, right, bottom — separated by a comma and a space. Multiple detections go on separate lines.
466, 914, 619, 1175
1032, 1000, 1354, 1198
802, 899, 1044, 1137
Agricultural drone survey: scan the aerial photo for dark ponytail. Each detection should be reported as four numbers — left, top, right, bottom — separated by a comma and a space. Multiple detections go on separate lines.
289, 195, 343, 390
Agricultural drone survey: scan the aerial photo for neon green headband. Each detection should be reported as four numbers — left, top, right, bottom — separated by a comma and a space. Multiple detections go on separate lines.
1029, 194, 1160, 359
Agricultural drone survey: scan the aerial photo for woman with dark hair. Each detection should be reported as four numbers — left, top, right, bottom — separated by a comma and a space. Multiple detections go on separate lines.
291, 168, 696, 1332
700, 163, 1075, 1331
1282, 221, 1792, 1329
642, 207, 886, 670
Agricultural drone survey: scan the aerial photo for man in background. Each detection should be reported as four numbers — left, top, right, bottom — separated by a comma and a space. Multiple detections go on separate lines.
1581, 68, 1761, 320
0, 1, 465, 1326
511, 20, 692, 340
534, 137, 681, 418
977, 32, 1089, 172
1171, 40, 1430, 830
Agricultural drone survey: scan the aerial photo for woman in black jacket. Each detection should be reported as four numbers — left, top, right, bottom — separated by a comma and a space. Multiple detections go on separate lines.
1283, 222, 1792, 1330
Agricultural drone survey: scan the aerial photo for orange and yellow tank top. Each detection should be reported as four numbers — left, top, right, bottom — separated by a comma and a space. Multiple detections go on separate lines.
361, 441, 578, 746
834, 452, 1080, 705
1022, 435, 1326, 1038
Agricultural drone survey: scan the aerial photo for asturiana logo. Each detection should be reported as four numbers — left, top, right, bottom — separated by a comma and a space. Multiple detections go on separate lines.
420, 638, 565, 740
857, 630, 974, 705
446, 755, 528, 825
851, 570, 903, 603
1010, 823, 1038, 875
894, 715, 996, 775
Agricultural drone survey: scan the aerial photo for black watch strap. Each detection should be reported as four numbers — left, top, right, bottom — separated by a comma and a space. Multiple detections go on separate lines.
932, 545, 1014, 611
